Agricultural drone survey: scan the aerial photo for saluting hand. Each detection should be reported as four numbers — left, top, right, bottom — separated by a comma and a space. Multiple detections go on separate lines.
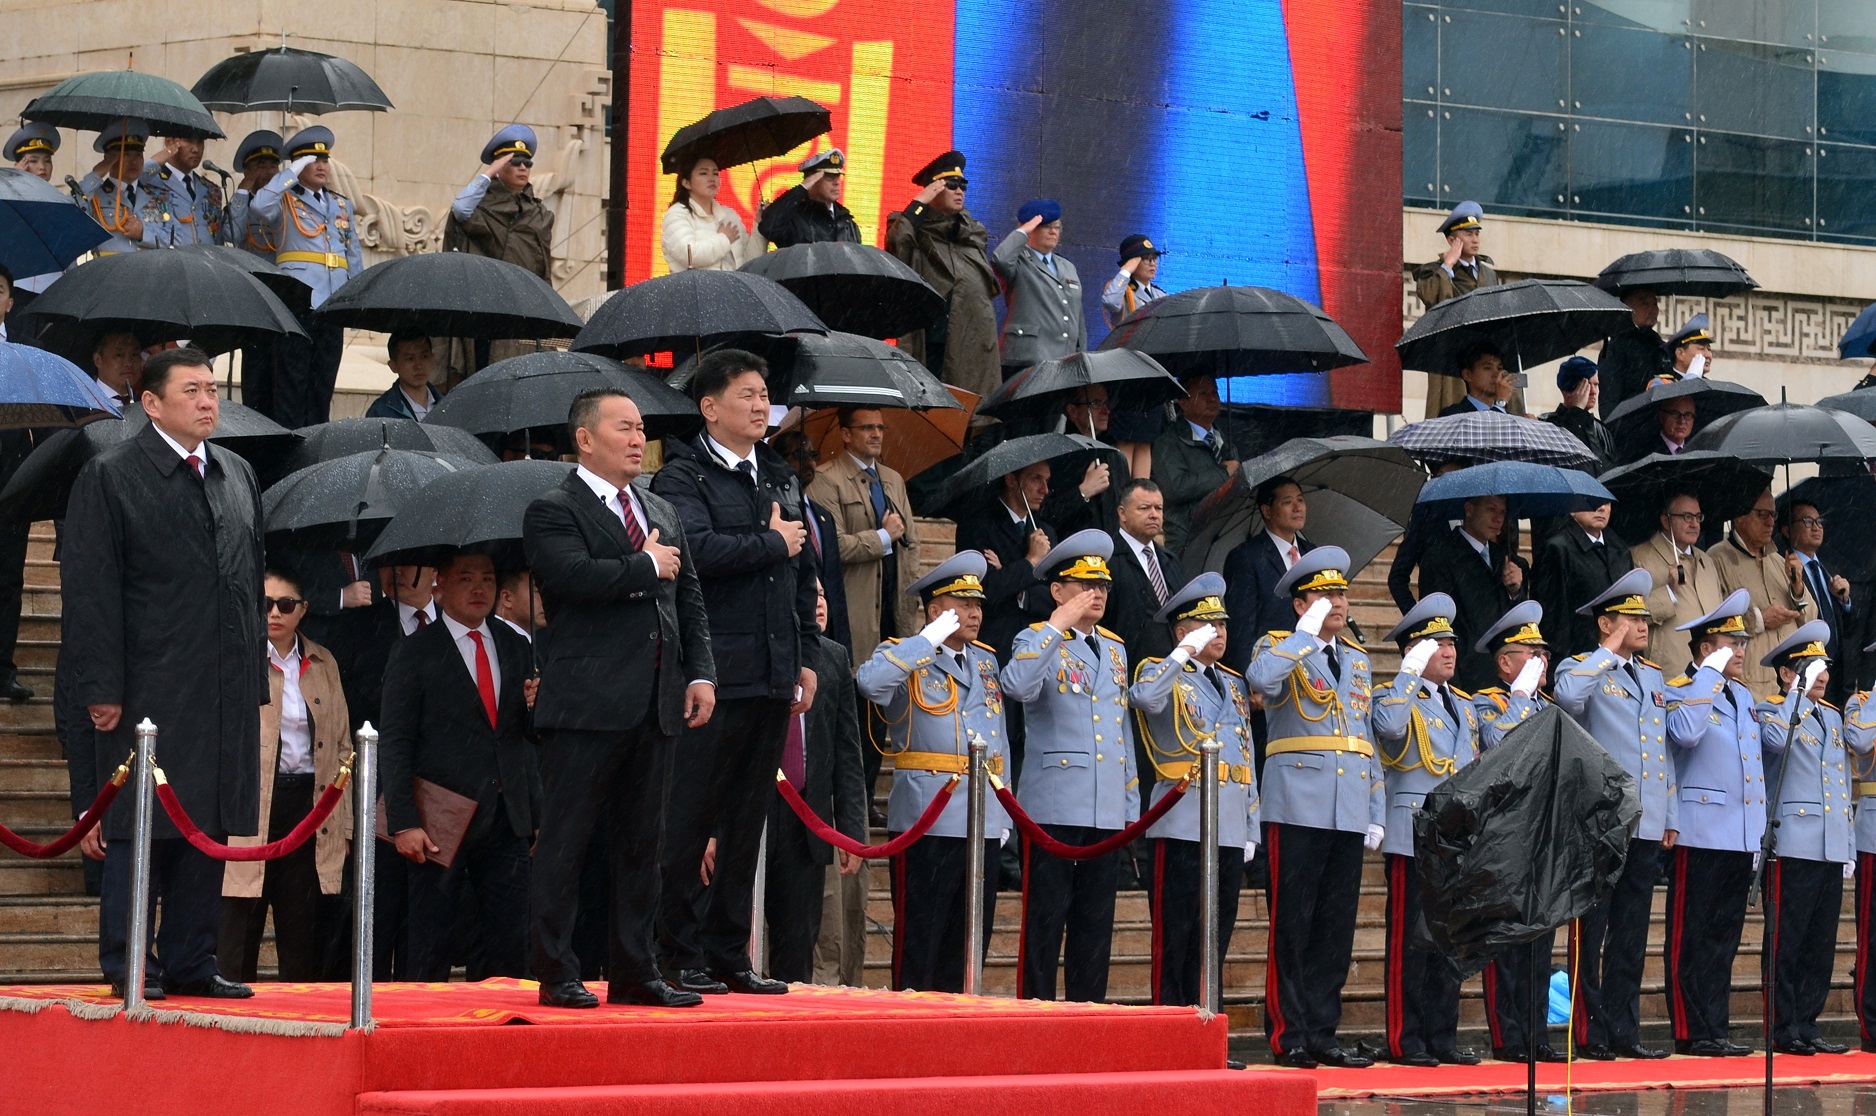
483, 152, 515, 179
1441, 234, 1465, 269
913, 180, 946, 206
770, 501, 807, 557
644, 527, 681, 580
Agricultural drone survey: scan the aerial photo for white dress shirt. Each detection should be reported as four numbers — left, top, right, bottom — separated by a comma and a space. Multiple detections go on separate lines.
440, 612, 501, 701
268, 641, 314, 775
397, 600, 438, 635
1266, 529, 1302, 570
1459, 527, 1492, 567
704, 434, 759, 480
494, 614, 533, 643
151, 424, 209, 470
576, 464, 648, 537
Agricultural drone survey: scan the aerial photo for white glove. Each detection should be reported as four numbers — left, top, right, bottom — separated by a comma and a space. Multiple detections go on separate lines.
1243, 837, 1259, 854
1697, 647, 1734, 675
1847, 860, 1857, 881
1400, 639, 1437, 677
288, 154, 317, 177
1510, 657, 1545, 698
1296, 597, 1333, 639
1364, 824, 1384, 851
918, 609, 962, 647
1804, 659, 1827, 693
1753, 851, 1762, 873
1170, 623, 1219, 663
1684, 353, 1706, 379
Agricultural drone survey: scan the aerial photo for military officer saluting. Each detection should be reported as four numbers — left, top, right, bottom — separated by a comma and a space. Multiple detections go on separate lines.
1552, 568, 1674, 1060
757, 147, 861, 248
140, 133, 226, 246
226, 130, 284, 260
1247, 545, 1380, 1070
1756, 621, 1853, 1056
1000, 528, 1139, 1004
77, 119, 164, 255
1661, 589, 1763, 1057
854, 551, 1010, 994
1130, 573, 1257, 1009
1470, 601, 1569, 1063
7, 123, 58, 179
1842, 646, 1876, 1051
1372, 593, 1481, 1067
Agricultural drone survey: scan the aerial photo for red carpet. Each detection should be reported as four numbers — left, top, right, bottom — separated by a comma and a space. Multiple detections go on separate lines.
0, 979, 1314, 1116
1280, 1050, 1876, 1098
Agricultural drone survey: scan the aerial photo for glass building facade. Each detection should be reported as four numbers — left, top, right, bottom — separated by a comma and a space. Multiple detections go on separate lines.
1403, 2, 1876, 243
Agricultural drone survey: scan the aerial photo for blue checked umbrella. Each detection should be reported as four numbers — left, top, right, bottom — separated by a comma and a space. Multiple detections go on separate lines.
1388, 410, 1596, 469
1416, 461, 1613, 519
0, 342, 121, 429
0, 168, 109, 278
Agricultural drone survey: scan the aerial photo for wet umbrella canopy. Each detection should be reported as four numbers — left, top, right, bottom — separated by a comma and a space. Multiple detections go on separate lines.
364, 459, 576, 570
572, 270, 825, 361
1600, 450, 1773, 546
979, 349, 1182, 423
726, 331, 958, 412
1602, 377, 1766, 449
172, 243, 312, 313
24, 69, 223, 139
1097, 283, 1366, 377
1388, 410, 1597, 470
1592, 248, 1758, 299
425, 351, 699, 440
1686, 401, 1876, 466
0, 343, 123, 429
1416, 460, 1614, 519
1396, 279, 1631, 376
0, 167, 110, 278
263, 448, 469, 551
741, 242, 943, 340
660, 95, 831, 174
930, 432, 1110, 521
284, 417, 499, 473
25, 249, 304, 355
190, 46, 393, 115
315, 252, 582, 340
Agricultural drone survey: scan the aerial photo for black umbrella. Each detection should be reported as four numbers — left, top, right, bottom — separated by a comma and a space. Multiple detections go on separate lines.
1599, 450, 1774, 546
315, 252, 581, 339
0, 167, 110, 278
0, 402, 300, 522
284, 417, 499, 473
363, 459, 575, 570
1776, 474, 1876, 582
659, 95, 831, 174
723, 332, 958, 411
1814, 389, 1876, 423
190, 46, 393, 114
1097, 284, 1366, 376
1387, 410, 1596, 469
1593, 248, 1759, 298
740, 242, 943, 340
1396, 279, 1631, 377
23, 70, 223, 139
979, 350, 1183, 423
263, 448, 468, 550
425, 351, 698, 440
173, 243, 311, 313
26, 249, 304, 355
1182, 437, 1423, 575
1602, 377, 1767, 450
931, 432, 1114, 521
1686, 401, 1876, 466
571, 269, 825, 361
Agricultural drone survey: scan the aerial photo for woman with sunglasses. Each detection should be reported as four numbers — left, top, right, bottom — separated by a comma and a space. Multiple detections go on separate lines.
447, 125, 556, 283
217, 569, 355, 983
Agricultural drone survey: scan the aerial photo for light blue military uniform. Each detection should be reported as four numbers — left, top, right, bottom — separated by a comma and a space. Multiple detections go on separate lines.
1469, 600, 1552, 751
1664, 589, 1766, 853
1845, 687, 1876, 855
1132, 573, 1258, 848
248, 126, 363, 307
1372, 594, 1478, 859
1550, 568, 1676, 842
1757, 621, 1852, 866
226, 130, 285, 260
139, 158, 226, 247
76, 119, 164, 255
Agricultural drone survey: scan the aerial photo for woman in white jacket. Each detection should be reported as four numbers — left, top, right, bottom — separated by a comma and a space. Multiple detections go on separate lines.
661, 155, 763, 272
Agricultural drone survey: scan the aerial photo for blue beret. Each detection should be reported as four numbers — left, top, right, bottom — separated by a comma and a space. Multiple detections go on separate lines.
1018, 198, 1062, 225
1556, 356, 1598, 392
481, 124, 537, 164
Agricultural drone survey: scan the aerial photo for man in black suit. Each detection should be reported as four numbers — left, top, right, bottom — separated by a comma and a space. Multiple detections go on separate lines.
1417, 495, 1530, 693
1436, 342, 1513, 417
772, 428, 851, 656
379, 550, 540, 983
524, 389, 716, 1009
1222, 475, 1314, 675
1105, 478, 1183, 841
1533, 502, 1634, 658
955, 461, 1058, 660
652, 350, 818, 999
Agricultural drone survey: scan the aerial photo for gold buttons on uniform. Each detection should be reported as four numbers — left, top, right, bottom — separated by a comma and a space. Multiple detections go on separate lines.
1337, 768, 1345, 775
1096, 754, 1104, 761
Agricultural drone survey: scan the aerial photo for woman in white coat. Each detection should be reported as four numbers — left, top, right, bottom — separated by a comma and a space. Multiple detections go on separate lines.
661, 155, 763, 272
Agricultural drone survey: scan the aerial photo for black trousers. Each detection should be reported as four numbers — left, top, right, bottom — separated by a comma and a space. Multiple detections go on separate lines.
1020, 823, 1119, 1001
1150, 838, 1243, 1007
1765, 856, 1843, 1044
1483, 930, 1556, 1055
372, 842, 408, 980
571, 828, 610, 982
891, 835, 998, 993
404, 792, 530, 982
0, 512, 27, 680
1570, 837, 1660, 1048
1858, 851, 1876, 1046
1264, 822, 1363, 1056
1384, 852, 1461, 1058
271, 314, 344, 429
532, 726, 673, 985
660, 696, 790, 973
217, 773, 324, 982
763, 796, 827, 984
1664, 846, 1752, 1043
239, 338, 276, 417
99, 836, 222, 986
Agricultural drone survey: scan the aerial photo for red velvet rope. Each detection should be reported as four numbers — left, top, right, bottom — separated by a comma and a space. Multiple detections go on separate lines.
154, 775, 350, 862
775, 770, 957, 858
994, 778, 1188, 861
0, 772, 128, 859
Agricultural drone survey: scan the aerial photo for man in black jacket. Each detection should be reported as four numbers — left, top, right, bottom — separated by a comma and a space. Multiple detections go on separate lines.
1105, 479, 1184, 668
954, 462, 1057, 660
1417, 496, 1530, 693
652, 351, 820, 997
757, 148, 861, 248
379, 551, 540, 983
1597, 289, 1669, 419
524, 389, 716, 1008
1222, 476, 1314, 674
1533, 503, 1634, 657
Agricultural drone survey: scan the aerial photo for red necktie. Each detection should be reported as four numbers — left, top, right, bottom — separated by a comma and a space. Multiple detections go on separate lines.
1287, 544, 1301, 566
468, 630, 497, 727
618, 488, 646, 550
413, 610, 429, 630
186, 454, 203, 479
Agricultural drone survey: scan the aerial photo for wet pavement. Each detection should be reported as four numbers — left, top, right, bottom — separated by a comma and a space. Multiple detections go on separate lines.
1324, 1084, 1876, 1116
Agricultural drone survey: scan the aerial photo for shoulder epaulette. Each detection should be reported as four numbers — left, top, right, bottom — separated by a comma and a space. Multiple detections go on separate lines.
1266, 630, 1293, 639
1339, 633, 1365, 650
1095, 626, 1121, 641
1567, 652, 1590, 663
1823, 699, 1842, 712
1667, 675, 1691, 687
1638, 656, 1662, 669
1766, 693, 1787, 705
1449, 686, 1471, 700
884, 637, 903, 645
1474, 686, 1506, 696
1216, 664, 1244, 678
971, 640, 996, 653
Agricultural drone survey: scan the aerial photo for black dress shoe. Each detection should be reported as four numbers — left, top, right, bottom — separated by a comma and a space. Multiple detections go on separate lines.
164, 974, 252, 999
1226, 1059, 1247, 1070
608, 980, 702, 1008
1274, 1049, 1318, 1069
1388, 1052, 1440, 1068
1535, 1045, 1572, 1063
713, 968, 787, 995
2, 677, 32, 703
1313, 1046, 1374, 1069
1722, 1041, 1753, 1056
538, 980, 599, 1009
675, 969, 729, 995
1435, 1048, 1482, 1066
1613, 1043, 1668, 1060
1810, 1038, 1850, 1055
1577, 1044, 1617, 1061
1774, 1039, 1816, 1056
1491, 1046, 1527, 1062
1862, 1039, 1876, 1054
1684, 1039, 1734, 1057
109, 981, 164, 1001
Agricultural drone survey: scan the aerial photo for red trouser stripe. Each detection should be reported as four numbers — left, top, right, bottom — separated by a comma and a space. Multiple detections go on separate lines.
1570, 920, 1588, 1046
1015, 837, 1032, 1000
1386, 855, 1406, 1058
1150, 840, 1166, 1006
1264, 825, 1289, 1055
1859, 852, 1874, 1044
1666, 846, 1690, 1040
890, 851, 907, 990
1482, 960, 1504, 1048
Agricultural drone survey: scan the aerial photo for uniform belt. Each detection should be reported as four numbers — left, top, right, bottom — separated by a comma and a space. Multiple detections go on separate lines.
894, 750, 1003, 776
1266, 735, 1374, 758
1160, 760, 1254, 785
1858, 781, 1876, 799
277, 250, 347, 268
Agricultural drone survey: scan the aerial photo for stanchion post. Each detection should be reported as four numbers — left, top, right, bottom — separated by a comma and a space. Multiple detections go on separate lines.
351, 722, 378, 1030
1198, 737, 1221, 1015
751, 819, 768, 974
964, 733, 988, 996
123, 719, 158, 1011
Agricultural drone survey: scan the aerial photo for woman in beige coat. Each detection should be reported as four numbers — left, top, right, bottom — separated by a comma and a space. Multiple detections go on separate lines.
660, 155, 763, 273
218, 569, 354, 982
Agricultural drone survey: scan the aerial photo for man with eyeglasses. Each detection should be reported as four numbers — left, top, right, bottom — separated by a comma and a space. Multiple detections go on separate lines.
1634, 493, 1724, 667
1618, 398, 1698, 464
1712, 490, 1811, 693
1785, 500, 1854, 704
446, 125, 556, 384
886, 152, 1001, 402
